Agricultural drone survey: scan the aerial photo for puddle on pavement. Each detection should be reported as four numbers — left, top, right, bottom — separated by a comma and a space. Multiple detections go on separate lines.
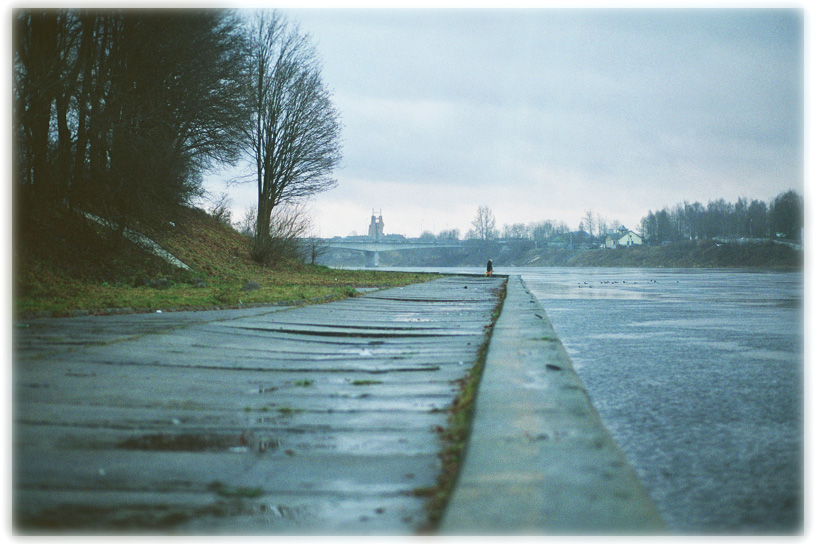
17, 498, 308, 531
259, 503, 309, 519
246, 385, 279, 394
117, 432, 279, 453
392, 315, 433, 323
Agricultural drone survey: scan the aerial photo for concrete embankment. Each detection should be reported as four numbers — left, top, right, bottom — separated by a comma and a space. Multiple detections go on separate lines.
13, 276, 504, 534
441, 275, 664, 533
14, 274, 662, 534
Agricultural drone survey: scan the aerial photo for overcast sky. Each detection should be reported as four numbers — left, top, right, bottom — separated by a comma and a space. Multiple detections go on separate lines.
204, 8, 804, 238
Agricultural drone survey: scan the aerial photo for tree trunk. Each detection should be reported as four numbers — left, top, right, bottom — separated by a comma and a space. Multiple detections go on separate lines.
254, 189, 273, 260
70, 12, 96, 208
27, 11, 58, 200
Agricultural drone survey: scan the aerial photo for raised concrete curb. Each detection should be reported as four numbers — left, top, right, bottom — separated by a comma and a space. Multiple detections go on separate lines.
440, 275, 665, 534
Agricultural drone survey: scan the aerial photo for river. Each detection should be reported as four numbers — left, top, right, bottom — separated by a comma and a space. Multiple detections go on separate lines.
370, 266, 804, 533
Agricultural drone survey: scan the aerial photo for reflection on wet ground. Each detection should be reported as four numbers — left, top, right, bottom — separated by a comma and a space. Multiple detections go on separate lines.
13, 276, 504, 533
532, 281, 650, 300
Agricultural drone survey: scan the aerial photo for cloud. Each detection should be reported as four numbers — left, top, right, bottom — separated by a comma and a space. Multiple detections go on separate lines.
213, 8, 804, 238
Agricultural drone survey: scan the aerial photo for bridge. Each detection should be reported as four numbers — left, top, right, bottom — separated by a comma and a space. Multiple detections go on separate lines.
324, 237, 460, 267
321, 211, 460, 266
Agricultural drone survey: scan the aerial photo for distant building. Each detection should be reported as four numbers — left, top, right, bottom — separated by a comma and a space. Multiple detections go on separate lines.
368, 211, 384, 239
605, 227, 643, 248
548, 234, 570, 248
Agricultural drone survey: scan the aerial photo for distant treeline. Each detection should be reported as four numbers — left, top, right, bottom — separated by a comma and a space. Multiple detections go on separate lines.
639, 190, 803, 245
417, 190, 803, 247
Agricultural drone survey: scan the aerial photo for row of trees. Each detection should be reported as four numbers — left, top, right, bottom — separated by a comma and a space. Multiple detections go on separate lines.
419, 206, 620, 245
421, 190, 802, 247
418, 205, 576, 245
640, 190, 803, 245
434, 205, 575, 243
14, 11, 247, 225
14, 9, 341, 263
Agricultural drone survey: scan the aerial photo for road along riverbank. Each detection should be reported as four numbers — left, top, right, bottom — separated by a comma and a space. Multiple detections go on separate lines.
13, 275, 504, 534
441, 275, 664, 534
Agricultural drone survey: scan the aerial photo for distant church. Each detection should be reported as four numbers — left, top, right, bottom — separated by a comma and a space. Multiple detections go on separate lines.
368, 210, 384, 239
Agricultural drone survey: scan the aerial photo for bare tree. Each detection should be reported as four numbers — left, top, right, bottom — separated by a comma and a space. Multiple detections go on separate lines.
302, 234, 330, 265
207, 192, 233, 226
237, 206, 258, 238
471, 205, 497, 241
583, 209, 596, 244
438, 228, 460, 240
502, 223, 529, 240
252, 203, 312, 265
14, 10, 72, 202
597, 214, 608, 240
243, 11, 342, 263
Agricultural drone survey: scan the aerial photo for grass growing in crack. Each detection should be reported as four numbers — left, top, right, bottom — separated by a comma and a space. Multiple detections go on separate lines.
413, 280, 507, 532
277, 407, 304, 415
352, 379, 383, 386
207, 482, 264, 498
243, 405, 272, 413
294, 380, 313, 387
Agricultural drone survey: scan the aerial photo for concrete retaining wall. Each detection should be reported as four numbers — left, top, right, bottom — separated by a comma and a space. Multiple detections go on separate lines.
441, 275, 664, 534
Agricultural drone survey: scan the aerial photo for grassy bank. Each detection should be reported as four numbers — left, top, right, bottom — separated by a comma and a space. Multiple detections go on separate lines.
14, 205, 439, 317
560, 239, 803, 269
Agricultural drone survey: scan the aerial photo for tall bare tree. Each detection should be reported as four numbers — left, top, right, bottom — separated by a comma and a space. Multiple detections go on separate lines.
470, 205, 497, 241
582, 209, 596, 244
597, 214, 608, 240
14, 10, 66, 200
243, 11, 342, 263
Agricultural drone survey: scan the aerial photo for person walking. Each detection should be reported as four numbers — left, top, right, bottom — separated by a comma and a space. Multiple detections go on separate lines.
485, 259, 493, 277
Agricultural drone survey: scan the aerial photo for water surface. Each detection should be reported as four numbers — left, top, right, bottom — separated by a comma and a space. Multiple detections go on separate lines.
520, 267, 804, 533
375, 266, 804, 533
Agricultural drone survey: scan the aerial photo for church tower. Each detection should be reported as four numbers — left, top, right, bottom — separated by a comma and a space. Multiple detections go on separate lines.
368, 210, 384, 239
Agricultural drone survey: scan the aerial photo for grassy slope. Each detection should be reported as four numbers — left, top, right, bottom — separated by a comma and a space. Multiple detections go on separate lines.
14, 205, 437, 316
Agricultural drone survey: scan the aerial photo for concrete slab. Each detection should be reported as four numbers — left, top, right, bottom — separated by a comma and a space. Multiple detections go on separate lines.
13, 276, 505, 534
440, 275, 665, 534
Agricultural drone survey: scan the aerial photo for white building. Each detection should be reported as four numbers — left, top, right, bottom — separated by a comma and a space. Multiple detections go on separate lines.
605, 227, 643, 248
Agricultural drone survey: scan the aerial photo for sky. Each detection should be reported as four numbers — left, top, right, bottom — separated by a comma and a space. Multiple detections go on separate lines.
203, 7, 805, 239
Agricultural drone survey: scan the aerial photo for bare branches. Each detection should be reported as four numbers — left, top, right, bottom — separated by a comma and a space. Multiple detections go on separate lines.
243, 11, 342, 263
249, 203, 314, 265
14, 7, 342, 257
469, 206, 498, 241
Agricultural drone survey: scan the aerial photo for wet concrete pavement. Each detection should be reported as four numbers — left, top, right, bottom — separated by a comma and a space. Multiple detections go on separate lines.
14, 274, 665, 534
13, 276, 505, 534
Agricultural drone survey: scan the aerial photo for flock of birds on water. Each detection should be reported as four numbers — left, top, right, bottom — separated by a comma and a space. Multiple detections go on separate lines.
577, 279, 666, 288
